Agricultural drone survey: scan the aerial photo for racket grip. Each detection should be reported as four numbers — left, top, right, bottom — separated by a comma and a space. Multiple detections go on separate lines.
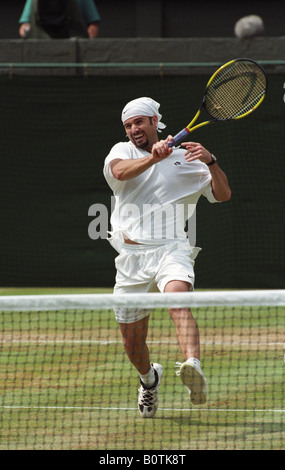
169, 128, 190, 147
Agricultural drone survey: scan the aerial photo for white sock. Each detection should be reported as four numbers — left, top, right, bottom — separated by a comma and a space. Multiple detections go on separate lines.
186, 357, 201, 369
140, 366, 155, 388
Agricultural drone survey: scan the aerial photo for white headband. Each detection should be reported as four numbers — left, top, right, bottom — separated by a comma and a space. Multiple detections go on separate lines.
121, 97, 166, 132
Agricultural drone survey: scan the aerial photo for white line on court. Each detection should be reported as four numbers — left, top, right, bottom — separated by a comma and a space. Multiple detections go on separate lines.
1, 339, 284, 347
1, 405, 284, 413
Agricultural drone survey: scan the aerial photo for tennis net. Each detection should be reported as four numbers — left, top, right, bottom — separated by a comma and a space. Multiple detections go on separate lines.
0, 290, 284, 450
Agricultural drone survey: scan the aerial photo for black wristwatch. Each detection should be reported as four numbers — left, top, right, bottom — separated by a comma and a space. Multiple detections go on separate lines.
207, 154, 217, 166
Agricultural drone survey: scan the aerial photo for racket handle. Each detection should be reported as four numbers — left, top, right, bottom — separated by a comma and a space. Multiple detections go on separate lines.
169, 128, 190, 147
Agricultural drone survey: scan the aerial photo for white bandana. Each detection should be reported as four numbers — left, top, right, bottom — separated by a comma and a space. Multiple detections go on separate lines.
121, 97, 166, 132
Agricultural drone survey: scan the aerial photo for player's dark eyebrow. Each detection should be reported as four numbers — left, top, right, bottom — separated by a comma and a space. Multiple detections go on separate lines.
124, 117, 147, 127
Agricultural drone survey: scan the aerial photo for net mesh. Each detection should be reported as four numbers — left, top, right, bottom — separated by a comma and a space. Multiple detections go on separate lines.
1, 290, 284, 450
205, 60, 267, 120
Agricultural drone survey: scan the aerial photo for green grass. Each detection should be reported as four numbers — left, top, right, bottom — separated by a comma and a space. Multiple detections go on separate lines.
0, 287, 112, 295
0, 288, 284, 450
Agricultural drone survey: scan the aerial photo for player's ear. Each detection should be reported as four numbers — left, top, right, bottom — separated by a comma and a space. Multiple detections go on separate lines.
151, 115, 158, 128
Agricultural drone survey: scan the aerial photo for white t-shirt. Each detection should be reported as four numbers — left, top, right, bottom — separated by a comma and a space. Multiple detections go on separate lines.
103, 141, 218, 252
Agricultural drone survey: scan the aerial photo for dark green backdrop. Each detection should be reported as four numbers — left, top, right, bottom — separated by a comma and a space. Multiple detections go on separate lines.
0, 73, 284, 288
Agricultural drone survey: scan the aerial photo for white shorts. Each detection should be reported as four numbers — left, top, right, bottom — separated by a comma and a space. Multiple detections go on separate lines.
113, 240, 200, 323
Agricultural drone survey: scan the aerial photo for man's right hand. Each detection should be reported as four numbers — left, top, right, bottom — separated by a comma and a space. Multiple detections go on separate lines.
151, 136, 173, 162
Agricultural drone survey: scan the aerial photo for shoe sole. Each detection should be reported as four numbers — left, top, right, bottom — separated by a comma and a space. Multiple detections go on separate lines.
179, 363, 207, 405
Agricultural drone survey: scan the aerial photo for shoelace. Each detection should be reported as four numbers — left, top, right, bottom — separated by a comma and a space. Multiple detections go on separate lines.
138, 385, 160, 406
175, 362, 183, 376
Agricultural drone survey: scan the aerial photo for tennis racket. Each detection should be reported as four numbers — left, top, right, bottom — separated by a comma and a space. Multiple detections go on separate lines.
170, 58, 268, 147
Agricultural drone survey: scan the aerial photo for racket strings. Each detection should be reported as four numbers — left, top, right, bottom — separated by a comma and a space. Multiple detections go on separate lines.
205, 61, 267, 120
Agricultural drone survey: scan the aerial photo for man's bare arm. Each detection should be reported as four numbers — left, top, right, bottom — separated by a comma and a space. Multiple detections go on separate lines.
182, 141, 231, 202
110, 137, 173, 181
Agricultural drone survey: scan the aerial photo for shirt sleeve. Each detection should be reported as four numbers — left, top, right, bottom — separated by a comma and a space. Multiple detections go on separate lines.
103, 142, 132, 180
78, 0, 101, 24
201, 182, 220, 203
19, 0, 33, 23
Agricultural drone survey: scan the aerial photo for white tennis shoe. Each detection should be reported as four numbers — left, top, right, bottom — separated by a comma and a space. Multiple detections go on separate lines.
176, 360, 207, 405
138, 363, 163, 418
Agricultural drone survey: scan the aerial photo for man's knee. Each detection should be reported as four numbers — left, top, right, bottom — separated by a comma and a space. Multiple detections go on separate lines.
164, 279, 192, 293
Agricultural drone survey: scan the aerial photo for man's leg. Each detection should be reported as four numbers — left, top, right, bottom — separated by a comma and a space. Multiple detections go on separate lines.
165, 280, 200, 360
119, 316, 151, 375
119, 316, 163, 418
165, 280, 207, 405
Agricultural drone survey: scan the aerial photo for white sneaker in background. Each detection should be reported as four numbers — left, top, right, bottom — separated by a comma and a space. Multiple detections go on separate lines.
176, 360, 207, 405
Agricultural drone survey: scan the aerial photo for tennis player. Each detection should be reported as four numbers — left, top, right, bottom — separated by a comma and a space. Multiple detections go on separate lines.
103, 97, 231, 418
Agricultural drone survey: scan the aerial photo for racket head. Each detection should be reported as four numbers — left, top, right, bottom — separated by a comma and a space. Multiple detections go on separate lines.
203, 58, 268, 121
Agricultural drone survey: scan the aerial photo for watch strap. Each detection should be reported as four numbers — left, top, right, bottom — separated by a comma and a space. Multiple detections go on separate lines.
207, 154, 217, 166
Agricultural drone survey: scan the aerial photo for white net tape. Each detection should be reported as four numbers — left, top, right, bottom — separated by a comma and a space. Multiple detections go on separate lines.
0, 289, 285, 311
